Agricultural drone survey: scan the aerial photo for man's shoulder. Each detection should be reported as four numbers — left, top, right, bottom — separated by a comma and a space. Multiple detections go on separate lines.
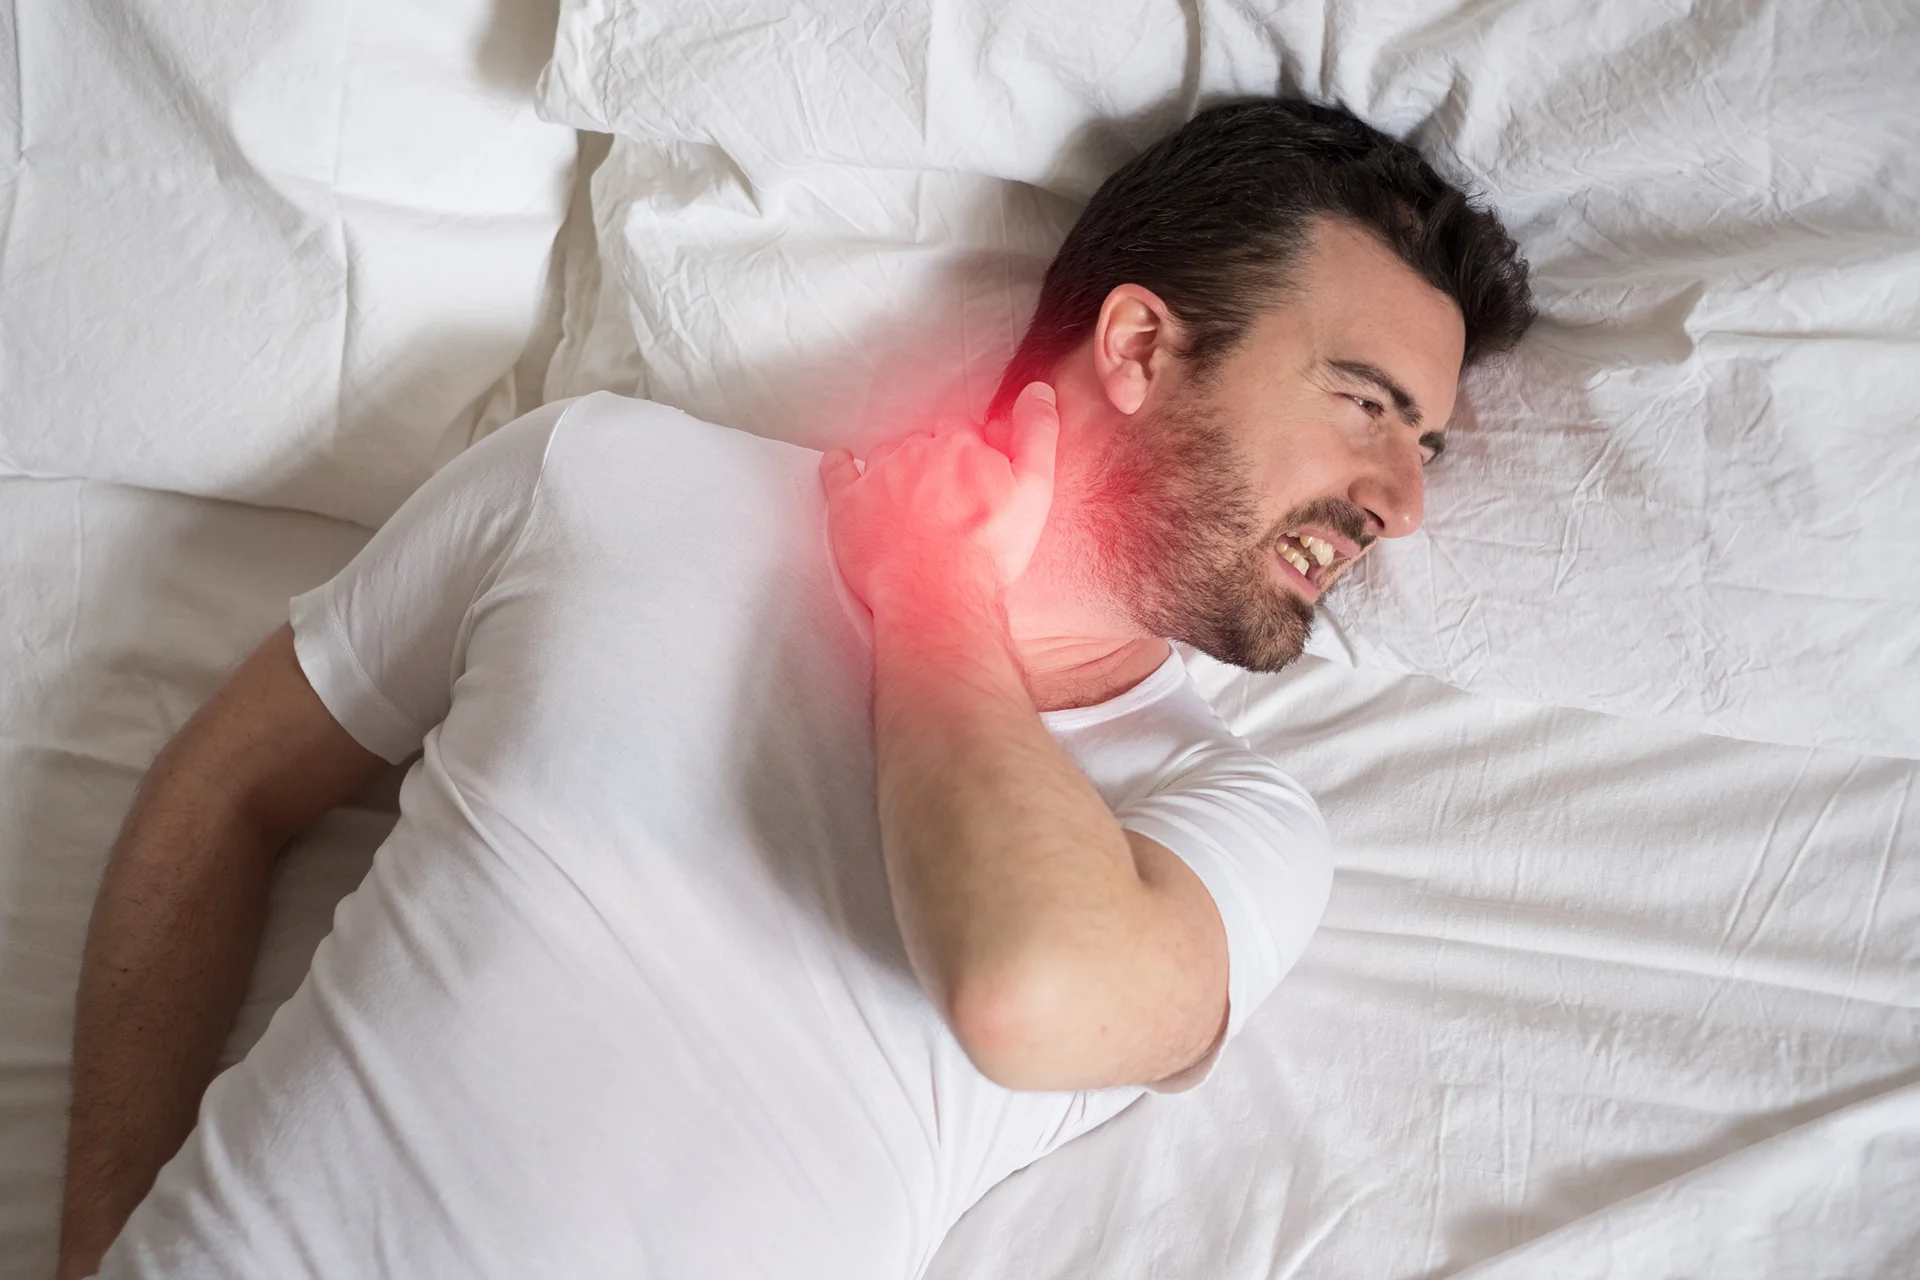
545, 392, 823, 474
519, 394, 828, 551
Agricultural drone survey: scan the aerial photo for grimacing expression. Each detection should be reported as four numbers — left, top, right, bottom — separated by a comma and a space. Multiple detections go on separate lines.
1089, 219, 1468, 672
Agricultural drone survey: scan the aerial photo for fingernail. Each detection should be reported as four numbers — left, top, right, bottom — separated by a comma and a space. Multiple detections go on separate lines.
1029, 382, 1056, 406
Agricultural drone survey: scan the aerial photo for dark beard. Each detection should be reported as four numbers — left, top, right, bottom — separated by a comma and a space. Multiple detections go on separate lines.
1078, 393, 1320, 673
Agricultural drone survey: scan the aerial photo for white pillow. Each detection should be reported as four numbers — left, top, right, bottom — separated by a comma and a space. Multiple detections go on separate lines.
544, 138, 1078, 455
0, 0, 579, 527
539, 0, 1920, 758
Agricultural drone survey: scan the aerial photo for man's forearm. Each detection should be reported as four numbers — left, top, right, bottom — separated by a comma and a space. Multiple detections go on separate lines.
59, 759, 279, 1279
868, 558, 1160, 1086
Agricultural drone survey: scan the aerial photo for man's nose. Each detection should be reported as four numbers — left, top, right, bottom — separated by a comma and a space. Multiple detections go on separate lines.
1351, 444, 1425, 539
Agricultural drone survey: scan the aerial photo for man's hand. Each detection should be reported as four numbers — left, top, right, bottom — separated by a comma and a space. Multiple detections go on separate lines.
818, 381, 1059, 609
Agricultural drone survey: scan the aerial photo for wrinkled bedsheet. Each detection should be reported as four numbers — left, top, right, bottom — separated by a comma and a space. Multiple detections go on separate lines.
3, 475, 1912, 1279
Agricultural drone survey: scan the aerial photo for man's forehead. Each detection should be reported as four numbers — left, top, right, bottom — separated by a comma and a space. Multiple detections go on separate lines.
1293, 221, 1466, 351
1281, 231, 1466, 415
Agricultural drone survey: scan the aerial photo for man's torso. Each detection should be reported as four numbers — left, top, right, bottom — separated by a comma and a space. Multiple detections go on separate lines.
104, 395, 1260, 1278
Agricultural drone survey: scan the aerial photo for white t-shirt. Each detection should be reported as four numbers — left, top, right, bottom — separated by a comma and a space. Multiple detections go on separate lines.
103, 393, 1333, 1280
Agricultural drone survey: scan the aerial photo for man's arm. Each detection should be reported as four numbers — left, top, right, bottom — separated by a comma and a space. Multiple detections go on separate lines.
58, 625, 385, 1280
867, 563, 1229, 1091
821, 384, 1230, 1092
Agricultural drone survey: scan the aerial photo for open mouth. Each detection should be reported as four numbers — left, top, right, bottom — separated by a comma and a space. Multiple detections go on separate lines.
1275, 531, 1334, 579
1272, 527, 1355, 598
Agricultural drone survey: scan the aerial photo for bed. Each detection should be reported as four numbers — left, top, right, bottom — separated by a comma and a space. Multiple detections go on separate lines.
3, 1, 1916, 1277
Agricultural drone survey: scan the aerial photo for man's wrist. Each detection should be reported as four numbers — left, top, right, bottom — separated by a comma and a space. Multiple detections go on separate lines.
865, 544, 1004, 628
57, 1196, 120, 1280
865, 544, 1031, 690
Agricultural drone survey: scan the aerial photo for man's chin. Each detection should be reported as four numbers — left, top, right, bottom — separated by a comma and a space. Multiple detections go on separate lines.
1178, 590, 1316, 674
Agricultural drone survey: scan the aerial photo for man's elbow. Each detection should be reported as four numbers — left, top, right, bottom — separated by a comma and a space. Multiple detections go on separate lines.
945, 956, 1104, 1092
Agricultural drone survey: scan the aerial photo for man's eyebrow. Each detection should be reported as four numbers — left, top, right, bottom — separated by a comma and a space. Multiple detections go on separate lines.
1326, 359, 1423, 427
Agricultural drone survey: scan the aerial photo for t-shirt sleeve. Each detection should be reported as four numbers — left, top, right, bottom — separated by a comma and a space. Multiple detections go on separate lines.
289, 400, 574, 763
1115, 742, 1333, 1092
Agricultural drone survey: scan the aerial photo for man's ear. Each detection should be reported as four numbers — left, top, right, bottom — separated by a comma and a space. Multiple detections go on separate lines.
1093, 284, 1183, 417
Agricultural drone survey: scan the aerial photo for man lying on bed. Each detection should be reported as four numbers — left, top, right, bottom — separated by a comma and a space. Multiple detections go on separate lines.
59, 99, 1532, 1279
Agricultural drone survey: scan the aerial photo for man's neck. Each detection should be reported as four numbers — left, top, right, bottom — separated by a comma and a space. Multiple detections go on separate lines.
1001, 395, 1172, 712
1014, 631, 1172, 713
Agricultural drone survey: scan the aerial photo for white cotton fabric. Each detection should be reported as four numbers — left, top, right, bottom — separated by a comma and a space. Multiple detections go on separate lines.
95, 394, 1331, 1279
0, 0, 578, 527
537, 0, 1920, 758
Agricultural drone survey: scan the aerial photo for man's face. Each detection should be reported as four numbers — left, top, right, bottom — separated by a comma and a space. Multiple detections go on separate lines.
1085, 219, 1467, 671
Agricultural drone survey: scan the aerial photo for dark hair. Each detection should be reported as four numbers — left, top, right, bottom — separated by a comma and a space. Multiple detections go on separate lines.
989, 98, 1534, 419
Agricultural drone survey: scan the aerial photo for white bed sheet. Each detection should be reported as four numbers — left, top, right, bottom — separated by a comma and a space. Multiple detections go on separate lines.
3, 473, 1913, 1279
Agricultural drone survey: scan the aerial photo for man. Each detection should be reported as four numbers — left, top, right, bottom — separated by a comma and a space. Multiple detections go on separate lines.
60, 99, 1532, 1277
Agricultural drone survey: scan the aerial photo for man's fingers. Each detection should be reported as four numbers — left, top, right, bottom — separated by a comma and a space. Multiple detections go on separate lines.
819, 448, 860, 498
865, 428, 947, 474
863, 434, 913, 472
1008, 382, 1060, 493
930, 410, 974, 438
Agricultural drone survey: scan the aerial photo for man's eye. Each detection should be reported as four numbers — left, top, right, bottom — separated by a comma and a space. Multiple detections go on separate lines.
1349, 395, 1385, 417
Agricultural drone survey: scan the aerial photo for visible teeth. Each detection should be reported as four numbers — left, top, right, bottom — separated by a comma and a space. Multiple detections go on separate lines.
1301, 534, 1335, 566
1277, 542, 1311, 575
